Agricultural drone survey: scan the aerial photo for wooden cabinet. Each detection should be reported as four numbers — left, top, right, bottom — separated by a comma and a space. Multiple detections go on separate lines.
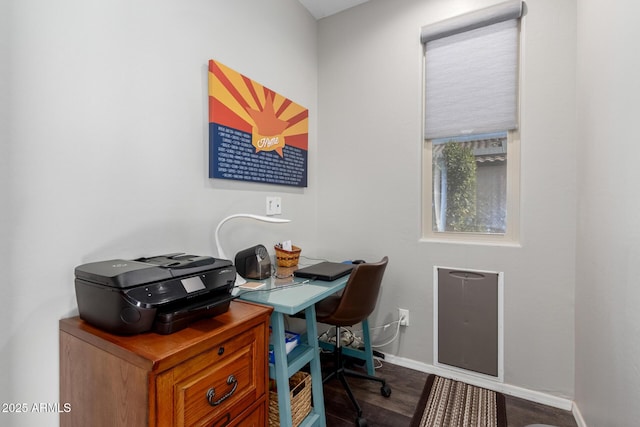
60, 301, 272, 427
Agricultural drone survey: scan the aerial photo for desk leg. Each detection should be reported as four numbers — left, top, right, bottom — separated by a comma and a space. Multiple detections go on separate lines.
361, 318, 376, 376
305, 304, 326, 427
271, 312, 294, 427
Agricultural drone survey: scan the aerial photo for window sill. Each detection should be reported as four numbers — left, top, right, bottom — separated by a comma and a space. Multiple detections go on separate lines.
419, 236, 521, 248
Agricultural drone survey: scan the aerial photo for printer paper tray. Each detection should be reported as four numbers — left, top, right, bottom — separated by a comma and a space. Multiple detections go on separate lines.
153, 293, 235, 335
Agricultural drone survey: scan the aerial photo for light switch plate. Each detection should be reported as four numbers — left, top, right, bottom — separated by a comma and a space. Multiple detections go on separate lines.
266, 196, 282, 215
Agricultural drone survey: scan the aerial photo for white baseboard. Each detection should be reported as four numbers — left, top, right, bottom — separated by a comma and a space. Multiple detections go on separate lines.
382, 353, 575, 412
572, 402, 587, 427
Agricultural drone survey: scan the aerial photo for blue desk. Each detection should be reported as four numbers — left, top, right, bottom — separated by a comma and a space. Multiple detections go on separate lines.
237, 274, 350, 427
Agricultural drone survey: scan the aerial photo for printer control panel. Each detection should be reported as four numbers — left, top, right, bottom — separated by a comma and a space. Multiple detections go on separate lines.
124, 271, 231, 308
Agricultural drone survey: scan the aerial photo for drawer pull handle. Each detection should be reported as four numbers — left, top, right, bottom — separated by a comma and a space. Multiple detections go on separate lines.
206, 375, 238, 406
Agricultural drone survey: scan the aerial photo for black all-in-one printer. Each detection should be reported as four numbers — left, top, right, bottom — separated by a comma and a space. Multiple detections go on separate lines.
74, 253, 236, 335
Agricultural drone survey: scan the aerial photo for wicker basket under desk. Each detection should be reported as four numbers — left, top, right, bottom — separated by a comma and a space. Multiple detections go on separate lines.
268, 371, 312, 427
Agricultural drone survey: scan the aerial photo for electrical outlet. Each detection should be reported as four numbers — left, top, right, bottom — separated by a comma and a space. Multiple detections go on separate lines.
399, 308, 410, 326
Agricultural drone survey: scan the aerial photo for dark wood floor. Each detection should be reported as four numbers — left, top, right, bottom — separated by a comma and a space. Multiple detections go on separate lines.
321, 358, 578, 427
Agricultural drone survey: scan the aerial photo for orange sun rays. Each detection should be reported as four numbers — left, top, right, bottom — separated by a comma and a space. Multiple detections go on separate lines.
209, 60, 308, 156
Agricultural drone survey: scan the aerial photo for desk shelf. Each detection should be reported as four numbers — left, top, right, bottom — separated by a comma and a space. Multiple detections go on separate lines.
269, 344, 315, 379
298, 411, 321, 427
317, 318, 376, 376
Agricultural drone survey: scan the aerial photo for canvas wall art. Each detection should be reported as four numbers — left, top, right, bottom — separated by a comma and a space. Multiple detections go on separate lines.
208, 60, 309, 187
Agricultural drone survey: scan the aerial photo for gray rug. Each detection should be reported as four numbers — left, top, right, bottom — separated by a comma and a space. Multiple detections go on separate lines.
410, 375, 507, 427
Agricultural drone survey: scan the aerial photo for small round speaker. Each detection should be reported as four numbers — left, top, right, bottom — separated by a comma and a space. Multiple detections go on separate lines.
120, 307, 141, 324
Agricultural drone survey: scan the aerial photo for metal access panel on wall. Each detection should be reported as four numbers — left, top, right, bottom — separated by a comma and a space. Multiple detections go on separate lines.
434, 267, 504, 381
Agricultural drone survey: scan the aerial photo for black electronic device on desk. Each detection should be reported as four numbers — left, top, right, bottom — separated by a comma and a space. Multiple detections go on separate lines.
74, 253, 236, 335
293, 261, 355, 281
235, 244, 271, 280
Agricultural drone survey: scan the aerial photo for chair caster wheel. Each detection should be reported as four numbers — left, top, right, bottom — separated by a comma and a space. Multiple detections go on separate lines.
381, 384, 392, 397
356, 417, 368, 427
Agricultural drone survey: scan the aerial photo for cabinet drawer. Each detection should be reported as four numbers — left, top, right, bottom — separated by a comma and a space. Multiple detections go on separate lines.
209, 400, 265, 427
178, 350, 252, 426
157, 323, 266, 427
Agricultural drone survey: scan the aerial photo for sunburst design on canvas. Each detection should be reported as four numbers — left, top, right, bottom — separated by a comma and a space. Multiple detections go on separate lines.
208, 60, 308, 157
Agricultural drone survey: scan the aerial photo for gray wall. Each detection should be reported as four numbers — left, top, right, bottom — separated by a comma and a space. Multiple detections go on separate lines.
575, 0, 640, 425
316, 0, 577, 400
2, 1, 318, 425
1, 0, 10, 410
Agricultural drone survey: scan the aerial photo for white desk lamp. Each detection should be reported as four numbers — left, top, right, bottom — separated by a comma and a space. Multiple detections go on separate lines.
214, 213, 291, 285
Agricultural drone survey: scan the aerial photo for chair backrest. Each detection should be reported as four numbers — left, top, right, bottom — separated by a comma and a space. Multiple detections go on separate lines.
322, 256, 388, 326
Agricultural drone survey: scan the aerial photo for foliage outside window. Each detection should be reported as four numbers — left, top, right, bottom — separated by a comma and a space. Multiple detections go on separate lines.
438, 141, 477, 232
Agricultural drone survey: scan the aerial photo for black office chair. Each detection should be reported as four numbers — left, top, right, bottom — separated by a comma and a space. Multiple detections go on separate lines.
315, 256, 391, 427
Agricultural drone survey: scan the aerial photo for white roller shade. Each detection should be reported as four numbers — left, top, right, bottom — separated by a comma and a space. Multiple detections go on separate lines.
422, 1, 523, 140
420, 0, 523, 43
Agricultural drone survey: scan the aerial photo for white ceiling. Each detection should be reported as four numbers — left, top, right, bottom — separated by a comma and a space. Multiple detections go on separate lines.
298, 0, 370, 19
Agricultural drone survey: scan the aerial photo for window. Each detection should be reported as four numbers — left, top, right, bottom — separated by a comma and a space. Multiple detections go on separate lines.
429, 131, 520, 237
421, 1, 523, 244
